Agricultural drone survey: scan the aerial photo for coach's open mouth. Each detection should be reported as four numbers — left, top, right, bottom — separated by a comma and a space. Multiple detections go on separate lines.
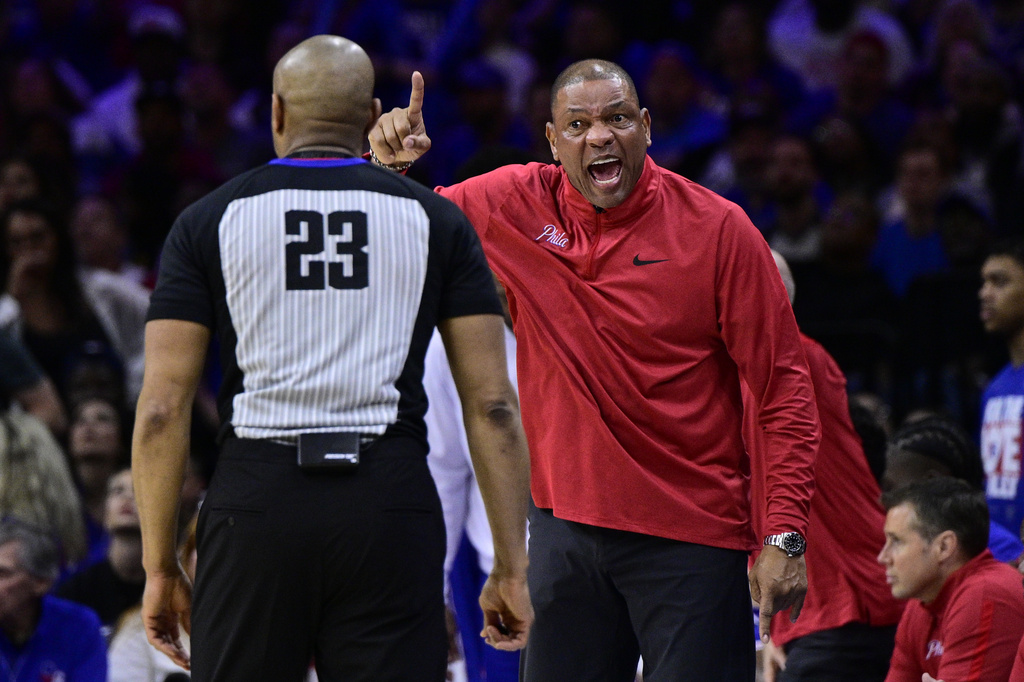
588, 157, 622, 185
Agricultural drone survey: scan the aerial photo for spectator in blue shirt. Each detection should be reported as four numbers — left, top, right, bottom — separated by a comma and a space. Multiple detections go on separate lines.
0, 518, 106, 681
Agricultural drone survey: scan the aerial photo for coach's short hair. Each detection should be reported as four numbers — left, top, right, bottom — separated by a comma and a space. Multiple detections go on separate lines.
550, 60, 639, 112
882, 477, 989, 559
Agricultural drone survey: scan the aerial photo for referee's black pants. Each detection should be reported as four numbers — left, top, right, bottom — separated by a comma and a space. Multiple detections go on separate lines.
520, 506, 756, 682
190, 437, 448, 682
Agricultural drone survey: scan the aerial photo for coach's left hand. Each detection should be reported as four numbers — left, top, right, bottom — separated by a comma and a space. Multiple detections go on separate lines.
749, 547, 807, 643
479, 570, 532, 651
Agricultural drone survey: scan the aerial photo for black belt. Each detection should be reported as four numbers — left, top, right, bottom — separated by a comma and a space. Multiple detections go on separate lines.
218, 434, 424, 465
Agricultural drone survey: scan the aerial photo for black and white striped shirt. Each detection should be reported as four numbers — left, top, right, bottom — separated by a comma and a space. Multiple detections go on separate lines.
148, 156, 500, 445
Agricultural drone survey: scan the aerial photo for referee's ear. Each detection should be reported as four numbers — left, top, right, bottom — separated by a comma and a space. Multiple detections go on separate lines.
272, 94, 285, 135
365, 97, 383, 136
271, 93, 286, 158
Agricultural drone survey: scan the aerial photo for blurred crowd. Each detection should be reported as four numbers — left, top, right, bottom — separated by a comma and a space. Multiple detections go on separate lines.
3, 0, 1023, 429
1, 0, 1024, 678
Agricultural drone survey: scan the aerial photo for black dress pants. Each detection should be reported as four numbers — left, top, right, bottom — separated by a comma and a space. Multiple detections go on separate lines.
779, 622, 897, 682
190, 437, 447, 682
520, 506, 756, 682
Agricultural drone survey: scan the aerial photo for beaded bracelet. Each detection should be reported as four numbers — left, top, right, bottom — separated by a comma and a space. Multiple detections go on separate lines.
369, 148, 413, 172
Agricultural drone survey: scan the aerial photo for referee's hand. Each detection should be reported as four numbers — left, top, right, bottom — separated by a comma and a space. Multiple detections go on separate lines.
479, 571, 533, 651
142, 568, 193, 669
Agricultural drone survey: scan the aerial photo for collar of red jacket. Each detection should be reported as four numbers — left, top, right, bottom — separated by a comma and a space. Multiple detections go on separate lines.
557, 155, 661, 230
923, 549, 996, 615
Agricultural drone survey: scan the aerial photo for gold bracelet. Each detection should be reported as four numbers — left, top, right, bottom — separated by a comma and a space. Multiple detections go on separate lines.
369, 148, 412, 172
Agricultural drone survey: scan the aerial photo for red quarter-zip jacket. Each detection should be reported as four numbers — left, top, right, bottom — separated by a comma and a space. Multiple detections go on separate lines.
886, 550, 1024, 682
437, 155, 819, 549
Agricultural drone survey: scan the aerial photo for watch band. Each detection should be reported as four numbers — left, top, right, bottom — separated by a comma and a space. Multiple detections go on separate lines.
763, 532, 807, 557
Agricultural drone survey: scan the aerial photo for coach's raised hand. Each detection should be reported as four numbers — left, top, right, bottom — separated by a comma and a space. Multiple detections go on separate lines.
369, 71, 431, 168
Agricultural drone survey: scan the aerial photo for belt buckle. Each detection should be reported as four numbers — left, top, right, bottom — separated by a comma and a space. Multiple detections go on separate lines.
297, 432, 360, 470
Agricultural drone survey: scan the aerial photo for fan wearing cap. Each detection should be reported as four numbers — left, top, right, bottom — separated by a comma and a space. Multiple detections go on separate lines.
72, 3, 186, 161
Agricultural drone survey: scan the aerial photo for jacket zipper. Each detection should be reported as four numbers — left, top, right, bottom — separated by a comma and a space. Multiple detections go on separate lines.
585, 208, 603, 280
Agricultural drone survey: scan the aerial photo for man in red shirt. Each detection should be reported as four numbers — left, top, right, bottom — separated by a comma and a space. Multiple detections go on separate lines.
752, 253, 904, 682
370, 60, 820, 680
880, 477, 1024, 682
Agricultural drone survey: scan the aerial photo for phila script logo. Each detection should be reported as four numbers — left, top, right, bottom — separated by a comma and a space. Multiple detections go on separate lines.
926, 639, 945, 660
536, 224, 569, 248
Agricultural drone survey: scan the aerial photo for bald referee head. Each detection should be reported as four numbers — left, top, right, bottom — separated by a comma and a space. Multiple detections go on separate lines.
271, 35, 383, 158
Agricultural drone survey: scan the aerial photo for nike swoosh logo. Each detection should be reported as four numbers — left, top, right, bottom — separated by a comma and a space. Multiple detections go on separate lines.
633, 255, 670, 266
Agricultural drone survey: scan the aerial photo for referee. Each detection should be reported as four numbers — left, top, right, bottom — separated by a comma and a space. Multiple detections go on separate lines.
131, 35, 532, 682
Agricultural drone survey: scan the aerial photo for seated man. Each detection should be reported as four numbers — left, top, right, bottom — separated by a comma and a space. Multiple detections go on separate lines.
0, 518, 106, 680
752, 252, 903, 682
880, 477, 1024, 681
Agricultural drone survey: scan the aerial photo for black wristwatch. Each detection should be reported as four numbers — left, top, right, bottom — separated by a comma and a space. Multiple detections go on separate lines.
763, 532, 807, 557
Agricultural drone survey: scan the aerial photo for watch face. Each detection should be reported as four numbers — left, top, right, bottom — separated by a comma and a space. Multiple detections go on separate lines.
782, 533, 806, 555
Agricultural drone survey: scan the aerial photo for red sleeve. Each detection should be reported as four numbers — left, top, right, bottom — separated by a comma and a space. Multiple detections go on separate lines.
936, 583, 1024, 681
716, 205, 819, 535
886, 606, 925, 682
435, 170, 520, 241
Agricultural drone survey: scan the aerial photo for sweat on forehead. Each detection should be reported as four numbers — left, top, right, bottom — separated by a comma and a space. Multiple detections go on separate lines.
550, 60, 638, 112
